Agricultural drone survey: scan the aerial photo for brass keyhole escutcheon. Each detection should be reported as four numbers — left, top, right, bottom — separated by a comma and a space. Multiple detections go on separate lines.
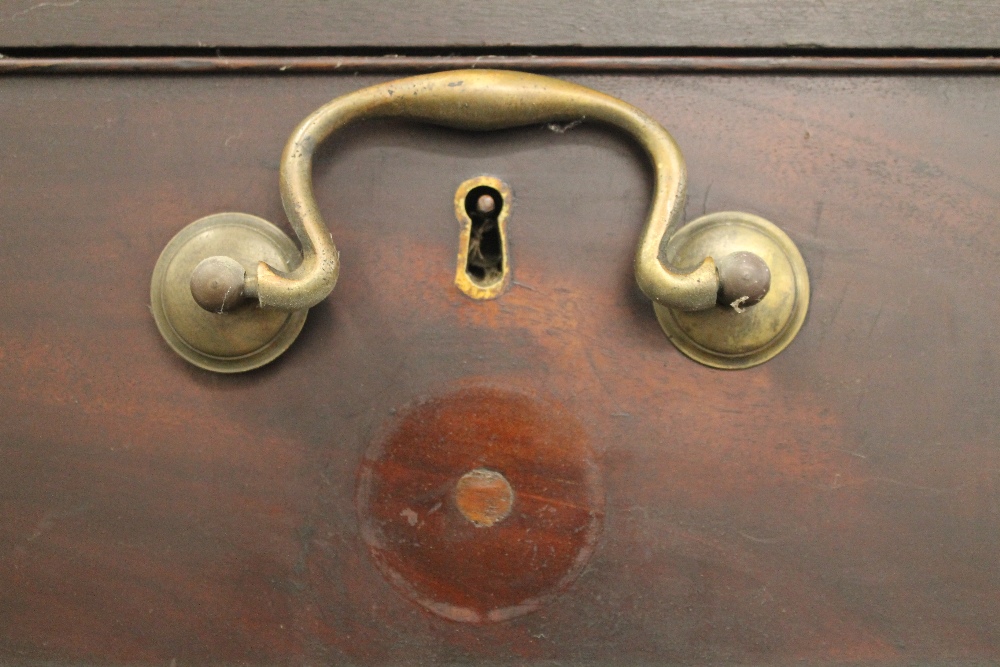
454, 176, 512, 300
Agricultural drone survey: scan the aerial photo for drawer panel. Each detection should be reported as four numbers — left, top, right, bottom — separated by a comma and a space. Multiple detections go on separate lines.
1, 73, 998, 665
2, 1, 1000, 50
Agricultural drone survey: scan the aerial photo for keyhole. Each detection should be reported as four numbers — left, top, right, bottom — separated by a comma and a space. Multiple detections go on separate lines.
464, 186, 504, 285
454, 177, 511, 300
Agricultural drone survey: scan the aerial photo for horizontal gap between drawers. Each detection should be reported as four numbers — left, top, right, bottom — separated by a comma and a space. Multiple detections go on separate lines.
2, 47, 1000, 74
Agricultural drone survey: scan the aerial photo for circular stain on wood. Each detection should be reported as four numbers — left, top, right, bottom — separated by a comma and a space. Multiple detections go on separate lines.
356, 386, 604, 623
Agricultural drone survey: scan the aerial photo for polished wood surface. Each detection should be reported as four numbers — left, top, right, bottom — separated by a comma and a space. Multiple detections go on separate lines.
1, 73, 999, 664
358, 387, 602, 624
3, 0, 1000, 50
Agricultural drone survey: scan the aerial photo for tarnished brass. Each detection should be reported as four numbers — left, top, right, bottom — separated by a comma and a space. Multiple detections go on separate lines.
189, 255, 248, 313
454, 176, 512, 300
654, 212, 810, 369
268, 69, 725, 312
164, 70, 719, 313
152, 69, 807, 371
150, 213, 307, 373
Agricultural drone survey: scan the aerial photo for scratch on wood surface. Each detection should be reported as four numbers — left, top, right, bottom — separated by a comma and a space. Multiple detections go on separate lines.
868, 475, 975, 496
26, 504, 89, 542
583, 347, 627, 415
512, 280, 537, 292
9, 0, 80, 20
828, 282, 849, 325
867, 303, 884, 339
835, 447, 868, 459
812, 200, 825, 236
820, 473, 994, 496
854, 366, 875, 412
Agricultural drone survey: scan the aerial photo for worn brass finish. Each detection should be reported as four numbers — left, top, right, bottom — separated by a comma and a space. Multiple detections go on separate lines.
654, 212, 809, 369
153, 70, 807, 370
454, 176, 512, 300
215, 69, 719, 313
150, 213, 307, 373
189, 255, 248, 313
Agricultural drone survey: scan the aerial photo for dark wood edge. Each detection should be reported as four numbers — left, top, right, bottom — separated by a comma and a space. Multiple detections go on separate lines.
4, 1, 1000, 50
2, 55, 1000, 74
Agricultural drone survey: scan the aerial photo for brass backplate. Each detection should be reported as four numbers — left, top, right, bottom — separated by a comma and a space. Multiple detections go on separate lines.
150, 213, 307, 373
654, 212, 809, 369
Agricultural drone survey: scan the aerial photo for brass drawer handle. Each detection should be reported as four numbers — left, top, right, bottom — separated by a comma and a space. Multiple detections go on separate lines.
151, 69, 808, 372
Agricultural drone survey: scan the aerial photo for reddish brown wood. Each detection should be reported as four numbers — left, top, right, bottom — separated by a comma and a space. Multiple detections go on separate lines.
357, 387, 602, 623
0, 72, 998, 664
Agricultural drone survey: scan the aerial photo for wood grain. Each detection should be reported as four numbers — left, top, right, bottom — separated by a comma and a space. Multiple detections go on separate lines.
357, 386, 602, 624
2, 0, 1000, 50
0, 72, 998, 664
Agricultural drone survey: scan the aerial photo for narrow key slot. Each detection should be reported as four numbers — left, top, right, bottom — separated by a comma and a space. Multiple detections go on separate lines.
454, 177, 512, 300
464, 185, 504, 285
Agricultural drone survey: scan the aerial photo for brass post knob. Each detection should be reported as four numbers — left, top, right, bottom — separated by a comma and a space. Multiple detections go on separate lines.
151, 69, 808, 372
654, 211, 809, 369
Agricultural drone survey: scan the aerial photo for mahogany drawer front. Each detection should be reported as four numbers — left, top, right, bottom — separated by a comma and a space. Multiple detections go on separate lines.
1, 70, 998, 665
